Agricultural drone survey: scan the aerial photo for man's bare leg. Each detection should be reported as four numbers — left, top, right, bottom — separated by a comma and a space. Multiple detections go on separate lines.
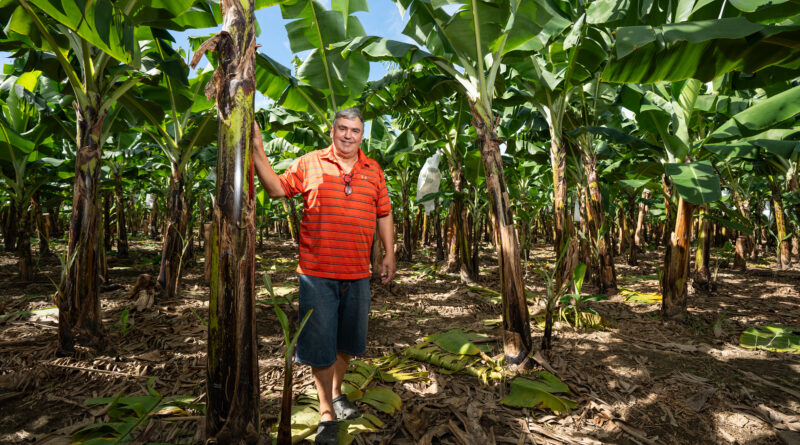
312, 365, 336, 422
332, 353, 351, 399
313, 354, 350, 422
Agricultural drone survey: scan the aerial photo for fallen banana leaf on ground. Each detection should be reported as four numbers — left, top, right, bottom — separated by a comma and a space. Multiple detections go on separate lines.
468, 286, 502, 304
425, 329, 492, 355
358, 388, 401, 414
403, 339, 503, 384
620, 287, 662, 304
558, 309, 609, 330
284, 358, 405, 443
73, 377, 202, 444
740, 325, 800, 354
499, 371, 578, 414
0, 306, 58, 322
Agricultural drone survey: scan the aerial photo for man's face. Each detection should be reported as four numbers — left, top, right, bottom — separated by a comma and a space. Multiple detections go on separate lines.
331, 117, 364, 158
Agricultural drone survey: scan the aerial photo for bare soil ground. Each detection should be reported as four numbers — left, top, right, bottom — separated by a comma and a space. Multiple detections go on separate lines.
0, 236, 798, 444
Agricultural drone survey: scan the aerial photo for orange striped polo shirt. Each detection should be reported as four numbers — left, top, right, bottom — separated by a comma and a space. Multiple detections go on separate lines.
278, 145, 391, 280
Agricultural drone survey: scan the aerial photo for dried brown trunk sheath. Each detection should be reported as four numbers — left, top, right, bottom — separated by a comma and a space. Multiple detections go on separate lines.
472, 108, 531, 365
191, 0, 260, 442
59, 104, 106, 353
661, 197, 695, 320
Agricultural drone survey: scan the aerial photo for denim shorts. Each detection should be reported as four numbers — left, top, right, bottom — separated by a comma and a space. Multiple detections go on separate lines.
295, 274, 371, 368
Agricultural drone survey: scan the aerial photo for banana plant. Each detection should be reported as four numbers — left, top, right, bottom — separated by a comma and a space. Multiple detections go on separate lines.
190, 0, 262, 440
707, 83, 800, 269
1, 0, 217, 353
344, 0, 543, 366
0, 70, 65, 280
102, 130, 145, 259
123, 61, 216, 301
361, 69, 480, 281
502, 0, 611, 294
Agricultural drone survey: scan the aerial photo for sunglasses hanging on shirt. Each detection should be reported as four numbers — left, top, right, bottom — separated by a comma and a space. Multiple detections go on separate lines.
343, 172, 353, 196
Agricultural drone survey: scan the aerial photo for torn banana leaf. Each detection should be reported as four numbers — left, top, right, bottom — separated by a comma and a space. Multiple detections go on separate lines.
359, 388, 402, 414
425, 329, 492, 355
500, 371, 578, 414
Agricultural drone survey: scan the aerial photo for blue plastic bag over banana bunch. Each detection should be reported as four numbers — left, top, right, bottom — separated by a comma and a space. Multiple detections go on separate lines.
416, 151, 442, 214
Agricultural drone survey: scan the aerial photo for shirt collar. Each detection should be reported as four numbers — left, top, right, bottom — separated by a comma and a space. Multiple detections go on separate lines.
321, 144, 373, 169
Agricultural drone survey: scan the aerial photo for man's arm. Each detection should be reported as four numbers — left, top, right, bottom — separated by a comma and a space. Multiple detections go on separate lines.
252, 122, 286, 198
377, 213, 396, 284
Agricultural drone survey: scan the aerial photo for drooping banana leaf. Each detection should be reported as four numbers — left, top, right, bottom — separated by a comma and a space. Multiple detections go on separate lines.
664, 161, 721, 205
602, 18, 800, 84
710, 84, 800, 141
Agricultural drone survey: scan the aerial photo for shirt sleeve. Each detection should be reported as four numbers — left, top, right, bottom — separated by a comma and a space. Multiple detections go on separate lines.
278, 156, 305, 197
376, 167, 391, 218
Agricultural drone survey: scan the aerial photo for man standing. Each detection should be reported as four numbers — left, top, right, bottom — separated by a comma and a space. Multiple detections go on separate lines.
253, 108, 395, 444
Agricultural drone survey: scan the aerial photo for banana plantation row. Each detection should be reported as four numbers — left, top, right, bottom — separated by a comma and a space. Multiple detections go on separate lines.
1, 0, 798, 441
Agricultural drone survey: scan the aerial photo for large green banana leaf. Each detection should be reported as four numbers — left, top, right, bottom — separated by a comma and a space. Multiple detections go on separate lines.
664, 161, 721, 205
710, 84, 800, 141
255, 52, 328, 117
278, 0, 369, 112
602, 17, 800, 83
10, 0, 212, 67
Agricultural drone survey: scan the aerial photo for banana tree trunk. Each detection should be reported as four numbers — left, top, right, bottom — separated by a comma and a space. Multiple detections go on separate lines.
771, 182, 791, 270
33, 192, 49, 257
3, 202, 18, 251
445, 162, 476, 281
472, 110, 531, 366
626, 195, 637, 266
662, 176, 674, 246
157, 168, 189, 300
421, 212, 429, 246
792, 178, 799, 262
204, 221, 213, 284
282, 198, 299, 243
735, 235, 748, 271
751, 201, 762, 261
149, 195, 160, 239
371, 223, 382, 282
661, 197, 695, 320
578, 191, 593, 284
17, 202, 32, 281
434, 201, 444, 261
635, 189, 650, 247
115, 174, 128, 258
103, 191, 112, 252
694, 205, 711, 290
582, 151, 617, 294
550, 132, 573, 290
193, 0, 260, 440
58, 105, 105, 353
398, 186, 412, 261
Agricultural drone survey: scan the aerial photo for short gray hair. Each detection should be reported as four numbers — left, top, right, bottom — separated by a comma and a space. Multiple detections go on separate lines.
333, 108, 364, 126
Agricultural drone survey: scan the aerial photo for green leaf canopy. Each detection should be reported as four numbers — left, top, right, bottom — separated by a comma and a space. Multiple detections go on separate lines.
664, 161, 721, 205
